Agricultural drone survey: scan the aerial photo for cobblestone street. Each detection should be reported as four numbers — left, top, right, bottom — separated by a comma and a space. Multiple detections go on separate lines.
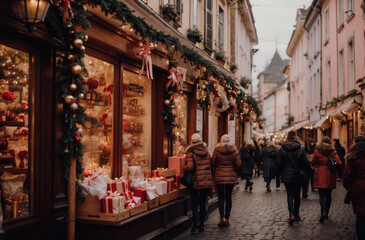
174, 177, 357, 240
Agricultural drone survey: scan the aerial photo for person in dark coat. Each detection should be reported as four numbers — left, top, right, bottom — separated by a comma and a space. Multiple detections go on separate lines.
302, 138, 316, 197
333, 139, 346, 179
260, 140, 277, 192
276, 130, 312, 225
343, 136, 365, 240
239, 140, 255, 191
212, 134, 242, 227
311, 136, 342, 222
183, 133, 213, 232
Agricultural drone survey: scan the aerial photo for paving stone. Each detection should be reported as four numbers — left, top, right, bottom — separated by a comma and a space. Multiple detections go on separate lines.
173, 177, 357, 240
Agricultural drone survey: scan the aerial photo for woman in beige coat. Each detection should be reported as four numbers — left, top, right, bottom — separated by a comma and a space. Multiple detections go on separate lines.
212, 134, 242, 227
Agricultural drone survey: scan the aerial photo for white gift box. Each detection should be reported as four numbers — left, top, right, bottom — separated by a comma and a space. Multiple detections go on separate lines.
151, 181, 167, 196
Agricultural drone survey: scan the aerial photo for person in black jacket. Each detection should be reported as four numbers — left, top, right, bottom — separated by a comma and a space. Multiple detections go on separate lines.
260, 140, 278, 192
276, 130, 312, 225
333, 139, 346, 179
239, 140, 255, 191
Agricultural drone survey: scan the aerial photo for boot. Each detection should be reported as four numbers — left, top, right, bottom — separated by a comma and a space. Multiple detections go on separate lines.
218, 217, 227, 227
288, 215, 295, 225
249, 180, 253, 192
225, 218, 230, 226
198, 223, 204, 232
267, 186, 271, 192
191, 222, 199, 232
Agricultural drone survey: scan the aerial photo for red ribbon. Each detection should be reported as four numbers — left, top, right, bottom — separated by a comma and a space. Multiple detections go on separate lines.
104, 84, 113, 106
138, 42, 154, 80
63, 0, 75, 22
166, 67, 183, 90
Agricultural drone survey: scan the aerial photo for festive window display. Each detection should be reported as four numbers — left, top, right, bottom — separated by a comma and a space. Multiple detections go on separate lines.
172, 93, 188, 156
0, 44, 30, 221
80, 54, 114, 177
122, 70, 151, 177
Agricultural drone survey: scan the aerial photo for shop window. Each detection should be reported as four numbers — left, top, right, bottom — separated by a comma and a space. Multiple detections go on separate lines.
172, 93, 188, 156
0, 43, 31, 221
80, 55, 114, 177
122, 70, 151, 177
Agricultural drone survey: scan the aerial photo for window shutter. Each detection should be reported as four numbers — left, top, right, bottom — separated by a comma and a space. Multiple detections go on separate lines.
205, 0, 213, 51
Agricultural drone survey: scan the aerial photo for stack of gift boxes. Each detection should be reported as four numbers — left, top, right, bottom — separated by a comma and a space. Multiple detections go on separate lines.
77, 156, 186, 221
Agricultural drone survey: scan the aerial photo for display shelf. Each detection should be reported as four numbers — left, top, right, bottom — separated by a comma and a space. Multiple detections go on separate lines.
123, 112, 145, 116
79, 100, 110, 107
123, 93, 144, 98
0, 121, 25, 127
123, 129, 143, 133
0, 167, 28, 175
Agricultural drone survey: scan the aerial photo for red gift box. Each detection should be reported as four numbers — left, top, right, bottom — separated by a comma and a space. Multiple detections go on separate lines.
134, 188, 147, 203
123, 191, 137, 208
151, 170, 160, 178
168, 157, 185, 175
173, 175, 180, 189
107, 179, 130, 194
162, 178, 174, 193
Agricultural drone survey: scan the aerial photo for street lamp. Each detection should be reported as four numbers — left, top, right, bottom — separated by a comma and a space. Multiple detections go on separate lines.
14, 0, 52, 32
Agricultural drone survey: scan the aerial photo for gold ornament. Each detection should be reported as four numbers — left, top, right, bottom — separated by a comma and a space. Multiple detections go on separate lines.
69, 83, 77, 91
73, 39, 83, 48
164, 99, 170, 106
64, 95, 75, 104
169, 95, 174, 101
70, 102, 78, 111
68, 54, 75, 61
71, 64, 82, 75
83, 35, 88, 42
78, 93, 85, 99
80, 46, 85, 51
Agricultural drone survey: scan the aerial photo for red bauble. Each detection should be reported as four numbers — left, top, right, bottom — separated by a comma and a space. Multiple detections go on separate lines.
245, 117, 250, 122
171, 122, 174, 126
87, 78, 99, 90
197, 65, 202, 69
259, 124, 263, 129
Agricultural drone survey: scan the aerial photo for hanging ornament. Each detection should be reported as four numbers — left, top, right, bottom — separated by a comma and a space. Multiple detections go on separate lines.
75, 135, 81, 143
64, 95, 75, 104
245, 117, 250, 123
164, 99, 171, 106
83, 34, 88, 42
166, 67, 184, 90
70, 102, 78, 111
80, 46, 86, 52
73, 38, 83, 48
196, 65, 202, 69
76, 128, 83, 134
69, 30, 75, 34
259, 124, 263, 129
69, 83, 77, 91
68, 54, 75, 62
78, 92, 85, 99
63, 0, 75, 22
138, 42, 154, 79
71, 64, 82, 75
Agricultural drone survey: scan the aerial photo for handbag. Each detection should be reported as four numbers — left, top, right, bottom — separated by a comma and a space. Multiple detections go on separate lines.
288, 148, 308, 183
327, 156, 338, 173
181, 154, 195, 187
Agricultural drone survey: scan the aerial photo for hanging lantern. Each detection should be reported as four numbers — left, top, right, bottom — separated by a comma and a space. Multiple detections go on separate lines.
14, 0, 53, 32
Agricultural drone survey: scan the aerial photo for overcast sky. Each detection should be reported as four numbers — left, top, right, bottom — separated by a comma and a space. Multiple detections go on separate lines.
250, 0, 312, 92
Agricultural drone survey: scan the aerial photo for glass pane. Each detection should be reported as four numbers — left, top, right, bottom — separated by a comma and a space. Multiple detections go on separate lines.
81, 55, 114, 178
122, 70, 151, 178
172, 93, 188, 156
0, 44, 30, 221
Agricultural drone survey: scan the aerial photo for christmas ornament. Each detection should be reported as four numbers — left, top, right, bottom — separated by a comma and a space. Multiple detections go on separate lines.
169, 95, 174, 101
71, 64, 82, 75
70, 102, 78, 111
21, 79, 27, 85
76, 128, 83, 134
73, 38, 83, 48
197, 65, 202, 69
245, 117, 250, 123
80, 46, 86, 51
164, 99, 170, 106
83, 35, 88, 42
0, 79, 6, 85
68, 54, 75, 61
166, 67, 183, 90
87, 78, 99, 89
259, 124, 263, 129
69, 83, 77, 91
2, 91, 16, 102
78, 93, 85, 99
64, 95, 75, 104
63, 0, 74, 22
138, 42, 154, 79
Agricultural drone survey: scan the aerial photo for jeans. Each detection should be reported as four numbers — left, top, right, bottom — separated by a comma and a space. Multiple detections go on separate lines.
216, 184, 234, 219
276, 173, 281, 188
243, 175, 252, 186
264, 178, 271, 187
356, 215, 365, 240
189, 188, 209, 225
318, 188, 332, 216
284, 183, 301, 217
301, 178, 309, 197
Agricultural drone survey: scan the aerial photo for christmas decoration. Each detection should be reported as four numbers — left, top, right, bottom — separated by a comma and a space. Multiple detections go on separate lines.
138, 42, 154, 79
73, 38, 83, 48
166, 67, 183, 90
71, 64, 82, 75
70, 102, 78, 111
64, 95, 75, 104
164, 99, 170, 106
18, 150, 28, 168
78, 93, 85, 99
69, 83, 77, 91
2, 91, 16, 102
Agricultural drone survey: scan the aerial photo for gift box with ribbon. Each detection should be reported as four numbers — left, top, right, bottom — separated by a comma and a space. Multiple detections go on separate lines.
133, 187, 147, 203
107, 178, 130, 194
123, 191, 137, 208
163, 178, 174, 193
155, 168, 176, 178
168, 157, 185, 175
150, 181, 167, 195
101, 191, 126, 214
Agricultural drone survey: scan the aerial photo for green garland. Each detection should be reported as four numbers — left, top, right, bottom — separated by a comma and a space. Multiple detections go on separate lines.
43, 0, 261, 179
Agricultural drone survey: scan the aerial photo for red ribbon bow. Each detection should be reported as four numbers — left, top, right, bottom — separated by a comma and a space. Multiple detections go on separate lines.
63, 0, 75, 22
138, 42, 154, 80
166, 67, 183, 90
103, 84, 113, 106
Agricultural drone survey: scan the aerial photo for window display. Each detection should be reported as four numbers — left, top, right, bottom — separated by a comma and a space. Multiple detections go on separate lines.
122, 70, 151, 176
0, 43, 30, 221
172, 93, 188, 156
80, 55, 114, 177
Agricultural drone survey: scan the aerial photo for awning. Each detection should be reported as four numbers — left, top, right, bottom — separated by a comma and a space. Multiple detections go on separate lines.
337, 96, 359, 114
304, 119, 319, 129
314, 108, 336, 128
293, 120, 309, 131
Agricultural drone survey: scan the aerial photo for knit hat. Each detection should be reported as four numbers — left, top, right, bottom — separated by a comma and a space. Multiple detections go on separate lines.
191, 133, 202, 143
322, 136, 331, 144
287, 130, 297, 140
220, 134, 230, 143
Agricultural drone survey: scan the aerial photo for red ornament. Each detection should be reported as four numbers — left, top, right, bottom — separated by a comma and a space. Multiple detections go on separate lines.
218, 78, 222, 82
75, 135, 81, 143
245, 117, 250, 122
2, 91, 16, 102
259, 124, 263, 129
197, 65, 202, 69
171, 122, 175, 126
87, 78, 99, 90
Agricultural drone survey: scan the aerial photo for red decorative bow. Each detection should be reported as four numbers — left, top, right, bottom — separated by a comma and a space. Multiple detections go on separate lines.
138, 42, 154, 80
166, 67, 183, 90
63, 0, 75, 22
103, 84, 113, 106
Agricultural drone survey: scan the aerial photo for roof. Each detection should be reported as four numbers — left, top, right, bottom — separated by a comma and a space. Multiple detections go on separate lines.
259, 51, 288, 84
267, 51, 285, 69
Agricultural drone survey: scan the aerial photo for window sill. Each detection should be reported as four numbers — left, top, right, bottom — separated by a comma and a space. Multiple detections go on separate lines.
324, 40, 329, 46
337, 24, 344, 33
346, 14, 355, 23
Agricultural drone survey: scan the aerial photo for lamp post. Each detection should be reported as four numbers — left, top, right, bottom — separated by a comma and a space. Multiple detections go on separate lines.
14, 0, 52, 32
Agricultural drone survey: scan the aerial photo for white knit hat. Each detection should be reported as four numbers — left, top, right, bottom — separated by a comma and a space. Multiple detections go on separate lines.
220, 134, 230, 143
191, 133, 202, 143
